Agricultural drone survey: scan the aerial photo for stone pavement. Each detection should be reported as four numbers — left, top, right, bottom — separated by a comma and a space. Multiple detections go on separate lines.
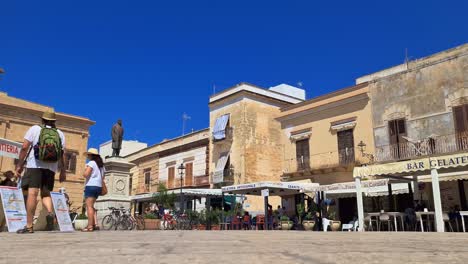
1, 231, 468, 264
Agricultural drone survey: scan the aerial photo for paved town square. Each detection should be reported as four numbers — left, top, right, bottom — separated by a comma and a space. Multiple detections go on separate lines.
1, 231, 468, 264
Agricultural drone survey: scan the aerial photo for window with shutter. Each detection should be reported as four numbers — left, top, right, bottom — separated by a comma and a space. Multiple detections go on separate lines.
168, 167, 175, 189
185, 163, 193, 186
388, 119, 407, 160
64, 151, 77, 173
337, 129, 355, 165
144, 168, 151, 191
295, 139, 310, 170
453, 105, 468, 133
453, 104, 468, 150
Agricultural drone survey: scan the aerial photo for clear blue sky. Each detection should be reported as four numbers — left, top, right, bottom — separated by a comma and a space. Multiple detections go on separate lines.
1, 1, 467, 148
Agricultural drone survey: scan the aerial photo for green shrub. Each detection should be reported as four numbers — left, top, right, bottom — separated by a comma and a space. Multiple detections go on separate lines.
280, 215, 290, 222
144, 213, 157, 219
76, 214, 88, 220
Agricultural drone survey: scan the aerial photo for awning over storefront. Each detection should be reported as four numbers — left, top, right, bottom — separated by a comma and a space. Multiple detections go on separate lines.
130, 188, 224, 202
0, 138, 21, 159
353, 152, 468, 178
221, 181, 320, 196
324, 182, 410, 198
213, 152, 229, 184
213, 114, 230, 140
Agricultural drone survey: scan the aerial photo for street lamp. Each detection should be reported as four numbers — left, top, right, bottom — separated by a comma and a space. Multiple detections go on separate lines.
357, 140, 374, 164
178, 163, 185, 212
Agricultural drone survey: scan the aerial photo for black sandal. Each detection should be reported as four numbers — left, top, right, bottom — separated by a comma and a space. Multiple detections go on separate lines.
17, 226, 34, 234
93, 225, 100, 231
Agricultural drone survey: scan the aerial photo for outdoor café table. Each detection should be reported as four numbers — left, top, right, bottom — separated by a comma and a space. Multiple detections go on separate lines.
366, 212, 381, 231
416, 211, 434, 232
386, 212, 405, 232
460, 211, 468, 232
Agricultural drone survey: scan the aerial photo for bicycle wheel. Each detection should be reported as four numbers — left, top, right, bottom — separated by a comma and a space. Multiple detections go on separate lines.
127, 217, 135, 230
102, 215, 114, 230
117, 216, 129, 230
136, 216, 145, 230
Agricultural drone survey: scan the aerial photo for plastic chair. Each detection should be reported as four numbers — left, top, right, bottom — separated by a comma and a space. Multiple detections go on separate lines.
342, 220, 358, 231
322, 218, 331, 232
364, 214, 378, 231
231, 217, 241, 230
443, 213, 454, 232
378, 214, 393, 231
256, 215, 265, 230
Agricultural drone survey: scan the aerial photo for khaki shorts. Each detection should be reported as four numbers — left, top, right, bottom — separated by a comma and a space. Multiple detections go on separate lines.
21, 168, 55, 197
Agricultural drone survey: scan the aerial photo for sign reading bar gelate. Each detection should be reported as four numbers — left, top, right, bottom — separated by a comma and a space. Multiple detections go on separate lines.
354, 153, 468, 178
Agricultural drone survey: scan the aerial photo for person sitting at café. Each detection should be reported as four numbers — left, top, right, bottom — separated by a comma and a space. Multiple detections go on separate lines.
242, 212, 251, 230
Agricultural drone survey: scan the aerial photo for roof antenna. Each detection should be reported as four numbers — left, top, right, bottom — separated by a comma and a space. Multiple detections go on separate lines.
182, 113, 191, 136
297, 81, 303, 88
405, 48, 409, 68
213, 84, 216, 95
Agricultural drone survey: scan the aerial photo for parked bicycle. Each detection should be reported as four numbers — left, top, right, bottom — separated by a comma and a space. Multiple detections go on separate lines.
101, 207, 132, 230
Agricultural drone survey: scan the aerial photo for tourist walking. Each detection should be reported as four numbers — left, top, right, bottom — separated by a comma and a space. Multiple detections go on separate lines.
82, 148, 105, 232
15, 111, 66, 234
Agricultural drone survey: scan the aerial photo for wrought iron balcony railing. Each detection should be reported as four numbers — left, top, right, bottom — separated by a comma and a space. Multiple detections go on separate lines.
375, 132, 468, 163
284, 147, 367, 174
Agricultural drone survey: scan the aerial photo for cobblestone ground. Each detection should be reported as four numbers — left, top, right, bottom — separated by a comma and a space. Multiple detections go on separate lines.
1, 231, 468, 264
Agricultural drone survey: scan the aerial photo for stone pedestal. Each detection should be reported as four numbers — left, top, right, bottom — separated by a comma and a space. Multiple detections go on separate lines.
95, 157, 134, 222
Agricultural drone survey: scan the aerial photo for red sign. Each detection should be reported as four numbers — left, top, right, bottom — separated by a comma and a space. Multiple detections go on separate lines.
0, 138, 22, 159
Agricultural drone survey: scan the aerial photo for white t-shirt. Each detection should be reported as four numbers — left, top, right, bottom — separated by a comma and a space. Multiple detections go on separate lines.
24, 125, 66, 173
85, 160, 104, 187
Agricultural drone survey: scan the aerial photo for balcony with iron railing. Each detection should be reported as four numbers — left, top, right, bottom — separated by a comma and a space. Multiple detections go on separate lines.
375, 132, 468, 163
210, 168, 242, 185
212, 127, 234, 143
283, 147, 369, 178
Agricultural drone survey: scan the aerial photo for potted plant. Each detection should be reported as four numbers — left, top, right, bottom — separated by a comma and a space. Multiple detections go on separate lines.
187, 210, 199, 230
74, 214, 88, 230
328, 210, 341, 231
144, 213, 160, 230
197, 210, 207, 230
296, 204, 305, 230
280, 215, 293, 230
303, 212, 316, 231
208, 210, 221, 230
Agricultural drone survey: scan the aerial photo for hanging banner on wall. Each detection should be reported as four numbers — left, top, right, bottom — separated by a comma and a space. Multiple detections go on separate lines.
50, 192, 74, 232
0, 186, 27, 232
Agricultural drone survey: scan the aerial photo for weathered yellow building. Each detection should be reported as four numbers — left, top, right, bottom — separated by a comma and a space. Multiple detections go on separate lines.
274, 83, 375, 221
0, 92, 94, 207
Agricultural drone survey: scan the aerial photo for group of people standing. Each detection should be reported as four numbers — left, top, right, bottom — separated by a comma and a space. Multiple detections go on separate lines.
12, 111, 106, 233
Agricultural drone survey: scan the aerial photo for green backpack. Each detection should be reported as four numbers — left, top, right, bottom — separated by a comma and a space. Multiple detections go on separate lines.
35, 126, 63, 162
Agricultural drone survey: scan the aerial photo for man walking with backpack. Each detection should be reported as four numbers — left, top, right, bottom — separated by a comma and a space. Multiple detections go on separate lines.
15, 111, 66, 233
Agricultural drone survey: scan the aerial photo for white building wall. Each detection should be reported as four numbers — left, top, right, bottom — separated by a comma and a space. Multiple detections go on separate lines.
99, 140, 148, 158
159, 146, 207, 181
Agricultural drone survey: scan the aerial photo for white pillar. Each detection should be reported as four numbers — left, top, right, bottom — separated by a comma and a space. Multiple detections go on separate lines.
431, 168, 444, 232
413, 175, 420, 202
355, 177, 365, 232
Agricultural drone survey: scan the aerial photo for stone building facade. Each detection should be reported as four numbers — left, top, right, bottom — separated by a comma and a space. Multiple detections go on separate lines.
209, 83, 304, 211
357, 43, 468, 212
0, 92, 94, 208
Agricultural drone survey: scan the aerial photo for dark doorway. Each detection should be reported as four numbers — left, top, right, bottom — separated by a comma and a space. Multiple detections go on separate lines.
337, 129, 355, 165
338, 197, 357, 224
